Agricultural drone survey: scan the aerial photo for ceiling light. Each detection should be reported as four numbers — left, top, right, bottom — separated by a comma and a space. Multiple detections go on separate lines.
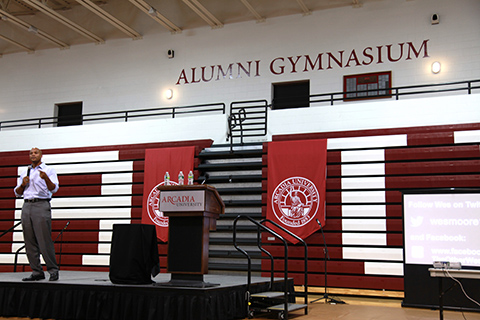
129, 0, 181, 33
148, 7, 157, 16
28, 26, 38, 34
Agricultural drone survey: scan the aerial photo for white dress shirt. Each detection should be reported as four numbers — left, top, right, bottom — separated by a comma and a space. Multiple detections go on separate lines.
14, 162, 59, 199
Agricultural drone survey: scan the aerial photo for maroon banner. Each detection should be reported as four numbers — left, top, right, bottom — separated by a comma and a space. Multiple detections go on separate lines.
267, 139, 327, 244
141, 146, 195, 242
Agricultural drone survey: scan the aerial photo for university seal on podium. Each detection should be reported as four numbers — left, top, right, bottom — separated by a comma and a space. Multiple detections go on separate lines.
271, 176, 319, 227
146, 181, 178, 227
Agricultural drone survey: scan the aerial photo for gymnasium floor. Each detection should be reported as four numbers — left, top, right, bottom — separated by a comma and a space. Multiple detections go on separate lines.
244, 295, 480, 320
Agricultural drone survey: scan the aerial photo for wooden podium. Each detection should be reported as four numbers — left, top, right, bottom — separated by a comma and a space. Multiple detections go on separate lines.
157, 184, 224, 287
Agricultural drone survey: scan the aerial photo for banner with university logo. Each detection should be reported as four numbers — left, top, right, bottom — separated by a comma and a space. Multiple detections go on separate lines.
141, 146, 195, 242
267, 139, 327, 244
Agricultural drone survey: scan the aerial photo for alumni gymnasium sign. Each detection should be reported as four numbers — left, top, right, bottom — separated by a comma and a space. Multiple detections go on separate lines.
175, 39, 430, 85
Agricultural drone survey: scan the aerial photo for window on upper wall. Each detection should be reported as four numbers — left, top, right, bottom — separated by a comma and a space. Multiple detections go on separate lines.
344, 71, 392, 101
56, 102, 83, 127
272, 80, 310, 110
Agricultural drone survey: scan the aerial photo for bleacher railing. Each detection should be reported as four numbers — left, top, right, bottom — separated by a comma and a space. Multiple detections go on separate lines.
227, 99, 268, 151
0, 102, 226, 131
1, 79, 478, 132
309, 79, 480, 106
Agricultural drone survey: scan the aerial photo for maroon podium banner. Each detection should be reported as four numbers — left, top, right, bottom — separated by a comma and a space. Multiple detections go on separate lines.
267, 139, 327, 244
141, 146, 195, 242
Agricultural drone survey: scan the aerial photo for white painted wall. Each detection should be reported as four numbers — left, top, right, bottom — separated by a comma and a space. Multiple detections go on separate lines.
268, 94, 480, 139
0, 113, 227, 152
0, 0, 479, 150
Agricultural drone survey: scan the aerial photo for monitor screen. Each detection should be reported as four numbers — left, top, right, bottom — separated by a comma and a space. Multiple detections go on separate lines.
403, 190, 480, 267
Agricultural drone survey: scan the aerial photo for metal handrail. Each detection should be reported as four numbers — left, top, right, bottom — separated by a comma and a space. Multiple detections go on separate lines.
1, 79, 478, 137
0, 102, 226, 131
233, 215, 290, 318
0, 221, 21, 239
227, 108, 246, 152
0, 221, 24, 272
13, 245, 26, 272
13, 221, 70, 272
310, 79, 480, 106
228, 99, 268, 151
260, 219, 308, 309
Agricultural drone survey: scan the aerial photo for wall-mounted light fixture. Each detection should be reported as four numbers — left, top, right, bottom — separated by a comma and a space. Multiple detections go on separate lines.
431, 61, 441, 74
165, 89, 173, 100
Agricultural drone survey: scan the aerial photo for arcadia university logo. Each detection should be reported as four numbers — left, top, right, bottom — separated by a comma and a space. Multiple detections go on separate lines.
271, 176, 319, 227
146, 181, 178, 227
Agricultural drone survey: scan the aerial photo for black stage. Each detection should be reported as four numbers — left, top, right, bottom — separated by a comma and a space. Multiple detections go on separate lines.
0, 271, 293, 320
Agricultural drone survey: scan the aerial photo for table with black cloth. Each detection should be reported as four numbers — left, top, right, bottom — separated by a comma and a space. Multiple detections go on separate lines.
109, 224, 160, 284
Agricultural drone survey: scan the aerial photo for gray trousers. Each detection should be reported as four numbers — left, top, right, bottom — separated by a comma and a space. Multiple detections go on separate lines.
21, 201, 59, 275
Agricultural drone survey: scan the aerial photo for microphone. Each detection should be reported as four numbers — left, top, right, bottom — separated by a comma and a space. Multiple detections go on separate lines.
24, 165, 32, 188
54, 221, 70, 242
63, 221, 70, 230
201, 173, 209, 185
55, 221, 70, 269
316, 219, 322, 227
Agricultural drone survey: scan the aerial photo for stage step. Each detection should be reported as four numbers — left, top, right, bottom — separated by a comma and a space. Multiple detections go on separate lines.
251, 291, 284, 299
197, 142, 265, 275
249, 292, 308, 319
266, 303, 308, 319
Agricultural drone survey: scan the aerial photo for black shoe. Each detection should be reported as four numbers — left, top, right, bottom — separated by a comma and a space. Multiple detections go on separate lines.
22, 273, 45, 281
49, 272, 59, 281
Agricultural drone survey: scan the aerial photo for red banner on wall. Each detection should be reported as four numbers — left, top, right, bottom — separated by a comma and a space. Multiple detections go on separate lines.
141, 146, 195, 242
267, 139, 327, 244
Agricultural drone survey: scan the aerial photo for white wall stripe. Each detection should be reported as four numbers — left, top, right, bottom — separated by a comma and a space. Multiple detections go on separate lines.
342, 233, 387, 246
342, 191, 386, 203
341, 163, 385, 176
342, 205, 386, 217
97, 221, 131, 254
54, 162, 134, 175
342, 163, 385, 176
15, 208, 132, 220
98, 244, 112, 254
364, 262, 404, 276
101, 185, 133, 195
42, 151, 120, 164
11, 243, 24, 251
454, 129, 480, 144
327, 135, 407, 150
102, 173, 133, 184
98, 231, 113, 242
342, 219, 387, 232
13, 224, 23, 242
15, 196, 133, 209
99, 220, 131, 230
341, 177, 385, 189
16, 161, 134, 175
341, 149, 385, 162
0, 254, 29, 264
12, 232, 23, 243
343, 247, 403, 261
82, 255, 110, 266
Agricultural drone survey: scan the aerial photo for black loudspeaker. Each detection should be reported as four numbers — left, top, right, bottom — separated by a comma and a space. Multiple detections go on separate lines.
109, 224, 160, 284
